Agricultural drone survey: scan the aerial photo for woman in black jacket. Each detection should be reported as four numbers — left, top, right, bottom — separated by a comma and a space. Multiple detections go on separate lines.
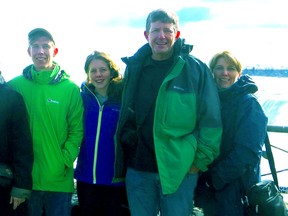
0, 72, 33, 216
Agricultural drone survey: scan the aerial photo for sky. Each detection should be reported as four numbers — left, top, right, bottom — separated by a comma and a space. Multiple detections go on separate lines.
0, 0, 287, 85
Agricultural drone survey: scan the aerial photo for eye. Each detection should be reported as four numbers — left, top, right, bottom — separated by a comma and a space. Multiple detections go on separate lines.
42, 44, 50, 50
214, 66, 224, 72
163, 28, 173, 34
99, 68, 108, 73
89, 69, 97, 74
31, 45, 39, 49
150, 29, 160, 34
227, 66, 237, 71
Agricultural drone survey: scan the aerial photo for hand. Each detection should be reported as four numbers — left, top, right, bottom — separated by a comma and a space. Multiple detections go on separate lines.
189, 165, 200, 174
10, 196, 26, 210
204, 174, 215, 191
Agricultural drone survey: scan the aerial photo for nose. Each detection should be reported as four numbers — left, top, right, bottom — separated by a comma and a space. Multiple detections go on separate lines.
222, 69, 229, 75
38, 46, 45, 53
95, 70, 102, 76
39, 48, 45, 53
157, 30, 166, 38
221, 68, 229, 76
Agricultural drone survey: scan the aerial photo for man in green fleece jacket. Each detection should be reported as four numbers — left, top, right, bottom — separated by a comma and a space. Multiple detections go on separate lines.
8, 28, 84, 216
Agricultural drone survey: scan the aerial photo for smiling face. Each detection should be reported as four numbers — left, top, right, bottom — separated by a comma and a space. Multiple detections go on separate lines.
88, 59, 112, 96
213, 57, 240, 89
144, 21, 180, 61
28, 36, 58, 71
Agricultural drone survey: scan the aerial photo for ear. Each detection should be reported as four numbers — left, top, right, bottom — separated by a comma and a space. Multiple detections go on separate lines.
27, 47, 32, 57
175, 31, 180, 39
144, 31, 149, 40
53, 48, 58, 57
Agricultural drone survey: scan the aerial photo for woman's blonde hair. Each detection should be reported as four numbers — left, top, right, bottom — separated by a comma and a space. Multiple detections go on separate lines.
209, 50, 242, 73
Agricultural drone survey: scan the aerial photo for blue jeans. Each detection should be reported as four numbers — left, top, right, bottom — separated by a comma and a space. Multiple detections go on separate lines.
28, 190, 72, 216
126, 167, 198, 216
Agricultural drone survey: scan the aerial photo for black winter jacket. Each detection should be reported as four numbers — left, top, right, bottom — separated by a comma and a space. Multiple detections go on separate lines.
0, 82, 33, 198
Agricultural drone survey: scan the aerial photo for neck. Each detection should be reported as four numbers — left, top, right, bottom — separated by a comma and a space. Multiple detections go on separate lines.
34, 64, 55, 72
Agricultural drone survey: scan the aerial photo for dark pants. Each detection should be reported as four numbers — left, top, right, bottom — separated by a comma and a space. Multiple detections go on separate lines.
194, 174, 245, 216
77, 181, 130, 216
28, 190, 72, 216
0, 186, 28, 216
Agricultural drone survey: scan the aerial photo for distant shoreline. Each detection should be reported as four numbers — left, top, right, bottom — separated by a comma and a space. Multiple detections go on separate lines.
243, 68, 288, 77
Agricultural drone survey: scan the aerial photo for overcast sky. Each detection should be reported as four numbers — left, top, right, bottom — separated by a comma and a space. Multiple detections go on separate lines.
0, 0, 287, 84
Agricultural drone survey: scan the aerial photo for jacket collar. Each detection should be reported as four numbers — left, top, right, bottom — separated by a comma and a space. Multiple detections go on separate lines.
22, 62, 67, 85
0, 73, 5, 84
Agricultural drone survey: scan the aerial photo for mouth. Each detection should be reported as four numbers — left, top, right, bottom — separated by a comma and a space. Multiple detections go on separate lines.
36, 57, 46, 61
95, 79, 104, 83
155, 40, 168, 45
219, 78, 230, 82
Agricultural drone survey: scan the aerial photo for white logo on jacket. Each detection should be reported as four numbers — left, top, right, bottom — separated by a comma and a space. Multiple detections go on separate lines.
47, 98, 60, 104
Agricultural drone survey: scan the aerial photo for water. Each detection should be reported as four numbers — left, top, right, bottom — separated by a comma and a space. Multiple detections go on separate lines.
255, 76, 288, 126
253, 76, 288, 190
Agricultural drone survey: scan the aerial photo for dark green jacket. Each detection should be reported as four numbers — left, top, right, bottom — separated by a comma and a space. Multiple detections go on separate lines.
114, 39, 222, 194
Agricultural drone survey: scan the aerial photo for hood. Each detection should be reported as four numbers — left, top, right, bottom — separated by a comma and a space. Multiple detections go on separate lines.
80, 81, 86, 92
219, 74, 258, 100
0, 72, 5, 84
22, 62, 70, 84
80, 81, 95, 93
174, 38, 193, 57
80, 82, 99, 98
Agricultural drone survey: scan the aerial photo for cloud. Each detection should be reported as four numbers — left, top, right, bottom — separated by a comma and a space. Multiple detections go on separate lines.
0, 0, 287, 84
177, 6, 212, 23
93, 6, 213, 28
258, 23, 288, 28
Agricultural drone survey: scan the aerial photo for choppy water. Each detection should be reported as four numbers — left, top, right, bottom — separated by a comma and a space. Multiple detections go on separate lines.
255, 76, 288, 126
253, 76, 288, 189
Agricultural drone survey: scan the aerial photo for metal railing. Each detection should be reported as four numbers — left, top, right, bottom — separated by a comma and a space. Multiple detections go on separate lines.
267, 125, 288, 133
264, 125, 288, 194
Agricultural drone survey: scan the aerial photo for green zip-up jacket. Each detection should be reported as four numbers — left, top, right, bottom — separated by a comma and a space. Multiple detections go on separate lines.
8, 63, 84, 192
114, 39, 222, 194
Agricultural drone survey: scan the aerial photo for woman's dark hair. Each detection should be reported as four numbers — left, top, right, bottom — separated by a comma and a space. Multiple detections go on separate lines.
84, 51, 123, 99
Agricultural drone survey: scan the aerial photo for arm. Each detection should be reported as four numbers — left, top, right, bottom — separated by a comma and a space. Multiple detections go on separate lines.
10, 91, 33, 208
192, 65, 222, 172
61, 86, 84, 167
211, 97, 267, 190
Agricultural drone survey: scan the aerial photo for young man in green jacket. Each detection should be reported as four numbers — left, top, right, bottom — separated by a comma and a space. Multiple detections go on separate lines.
114, 9, 222, 216
8, 28, 84, 216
